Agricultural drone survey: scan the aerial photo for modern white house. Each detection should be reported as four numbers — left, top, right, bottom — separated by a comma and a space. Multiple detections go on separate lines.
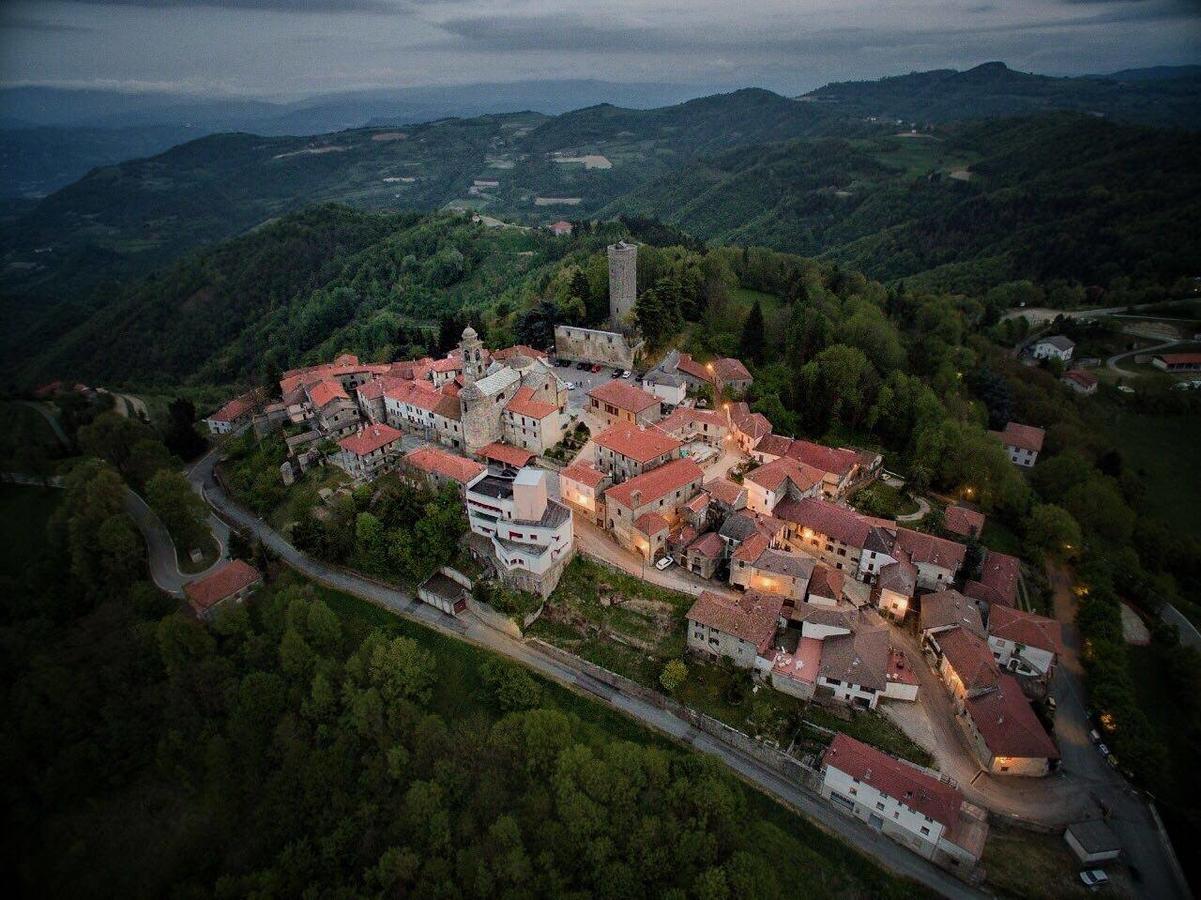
989, 421, 1045, 467
465, 467, 575, 597
821, 734, 988, 869
1030, 335, 1075, 362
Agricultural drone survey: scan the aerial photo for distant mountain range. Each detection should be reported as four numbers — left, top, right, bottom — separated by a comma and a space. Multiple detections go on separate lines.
799, 61, 1201, 128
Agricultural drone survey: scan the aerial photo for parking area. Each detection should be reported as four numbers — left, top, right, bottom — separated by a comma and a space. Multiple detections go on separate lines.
551, 361, 633, 414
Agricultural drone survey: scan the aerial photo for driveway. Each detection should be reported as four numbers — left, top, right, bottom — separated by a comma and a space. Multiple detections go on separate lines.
1106, 340, 1177, 376
191, 448, 984, 899
895, 495, 930, 524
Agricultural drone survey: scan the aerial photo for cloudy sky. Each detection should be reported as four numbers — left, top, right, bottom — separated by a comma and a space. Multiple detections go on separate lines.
1, 0, 1199, 97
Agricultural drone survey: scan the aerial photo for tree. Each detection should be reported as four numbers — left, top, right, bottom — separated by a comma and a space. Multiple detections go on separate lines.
78, 412, 148, 478
146, 469, 209, 552
127, 438, 174, 490
480, 658, 543, 711
1027, 504, 1083, 558
659, 659, 688, 695
165, 398, 207, 460
738, 301, 765, 364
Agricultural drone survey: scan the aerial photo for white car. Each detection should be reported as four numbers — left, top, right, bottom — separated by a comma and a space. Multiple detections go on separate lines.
654, 556, 674, 571
1079, 869, 1109, 889
621, 370, 632, 379
565, 382, 577, 391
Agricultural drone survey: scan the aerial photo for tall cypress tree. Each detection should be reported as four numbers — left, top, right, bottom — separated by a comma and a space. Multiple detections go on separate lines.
739, 300, 766, 363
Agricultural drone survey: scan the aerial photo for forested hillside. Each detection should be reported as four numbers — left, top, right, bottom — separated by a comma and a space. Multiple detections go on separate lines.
801, 62, 1201, 129
605, 114, 1201, 299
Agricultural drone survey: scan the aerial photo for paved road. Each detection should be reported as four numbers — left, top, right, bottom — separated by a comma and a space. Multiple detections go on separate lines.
1047, 563, 1189, 900
1002, 302, 1168, 325
190, 448, 983, 899
1161, 603, 1201, 652
1106, 340, 1178, 376
895, 495, 930, 523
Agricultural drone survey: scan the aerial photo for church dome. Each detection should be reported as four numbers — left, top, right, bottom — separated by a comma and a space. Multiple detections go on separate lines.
461, 325, 478, 341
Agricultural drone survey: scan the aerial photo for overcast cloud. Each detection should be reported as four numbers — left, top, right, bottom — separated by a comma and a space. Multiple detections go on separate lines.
0, 0, 1198, 98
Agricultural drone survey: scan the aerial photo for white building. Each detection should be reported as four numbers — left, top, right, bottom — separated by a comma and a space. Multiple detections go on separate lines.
821, 734, 987, 869
1030, 335, 1075, 362
989, 421, 1045, 467
465, 467, 574, 598
986, 605, 1061, 679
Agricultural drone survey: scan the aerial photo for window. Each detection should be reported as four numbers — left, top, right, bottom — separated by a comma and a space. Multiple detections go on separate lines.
875, 802, 885, 812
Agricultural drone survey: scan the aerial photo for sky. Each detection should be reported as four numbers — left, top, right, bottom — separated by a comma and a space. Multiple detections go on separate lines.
1, 0, 1200, 98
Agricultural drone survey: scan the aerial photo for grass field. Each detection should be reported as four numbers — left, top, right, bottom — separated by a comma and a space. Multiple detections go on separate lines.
1105, 407, 1201, 538
983, 824, 1131, 899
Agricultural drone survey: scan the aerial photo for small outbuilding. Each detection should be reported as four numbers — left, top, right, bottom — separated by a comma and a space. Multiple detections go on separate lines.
1064, 820, 1122, 865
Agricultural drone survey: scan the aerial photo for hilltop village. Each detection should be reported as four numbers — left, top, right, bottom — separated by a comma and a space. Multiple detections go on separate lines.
201, 241, 1073, 880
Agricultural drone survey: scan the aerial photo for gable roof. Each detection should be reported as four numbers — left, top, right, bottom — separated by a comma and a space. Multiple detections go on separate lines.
774, 497, 873, 549
659, 406, 728, 436
993, 421, 1046, 453
895, 527, 967, 572
976, 551, 1021, 607
505, 385, 558, 420
307, 378, 350, 409
404, 447, 487, 484
479, 442, 535, 468
687, 530, 726, 558
686, 590, 783, 653
184, 560, 261, 614
753, 433, 795, 458
1062, 370, 1099, 390
944, 505, 986, 537
712, 357, 752, 382
588, 380, 661, 413
745, 457, 825, 495
595, 423, 681, 462
207, 391, 259, 423
704, 477, 747, 508
338, 424, 403, 457
675, 352, 714, 384
966, 674, 1059, 760
784, 439, 858, 479
987, 605, 1062, 655
938, 628, 1001, 692
920, 589, 986, 638
819, 627, 892, 691
560, 462, 608, 489
877, 557, 917, 596
808, 565, 845, 601
635, 511, 670, 536
823, 734, 965, 834
1036, 335, 1075, 351
605, 457, 703, 509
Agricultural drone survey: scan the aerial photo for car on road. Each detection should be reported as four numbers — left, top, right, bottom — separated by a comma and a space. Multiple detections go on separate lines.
654, 556, 674, 571
621, 370, 632, 379
565, 382, 577, 391
1097, 742, 1110, 757
1079, 869, 1109, 890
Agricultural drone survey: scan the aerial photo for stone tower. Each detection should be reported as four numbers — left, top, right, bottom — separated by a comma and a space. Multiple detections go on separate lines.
459, 325, 486, 384
607, 241, 637, 324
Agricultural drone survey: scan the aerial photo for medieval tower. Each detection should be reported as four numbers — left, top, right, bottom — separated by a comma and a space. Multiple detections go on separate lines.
607, 241, 637, 324
459, 325, 487, 384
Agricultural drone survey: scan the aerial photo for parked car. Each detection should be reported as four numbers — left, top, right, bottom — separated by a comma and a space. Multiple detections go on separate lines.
621, 370, 632, 379
565, 382, 577, 391
576, 361, 588, 370
612, 368, 623, 376
655, 556, 675, 571
1079, 869, 1109, 889
1097, 743, 1110, 757
590, 364, 604, 373
1089, 729, 1101, 743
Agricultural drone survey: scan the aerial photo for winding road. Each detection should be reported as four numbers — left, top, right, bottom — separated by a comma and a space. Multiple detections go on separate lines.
1106, 339, 1178, 377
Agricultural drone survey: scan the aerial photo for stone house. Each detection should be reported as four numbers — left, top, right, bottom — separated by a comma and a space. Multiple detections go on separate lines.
402, 446, 486, 496
986, 605, 1061, 679
558, 462, 610, 525
963, 674, 1059, 776
333, 423, 404, 483
184, 560, 262, 622
685, 590, 783, 669
744, 457, 825, 515
604, 458, 704, 559
587, 380, 662, 428
593, 423, 681, 482
728, 534, 815, 602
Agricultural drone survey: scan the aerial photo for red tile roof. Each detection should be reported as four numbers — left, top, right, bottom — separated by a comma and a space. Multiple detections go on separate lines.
944, 505, 986, 537
920, 589, 986, 638
1062, 370, 1099, 389
686, 590, 783, 653
732, 531, 771, 563
493, 344, 548, 361
385, 378, 443, 413
594, 423, 680, 462
994, 421, 1045, 453
754, 434, 795, 458
479, 442, 535, 468
338, 424, 403, 456
977, 551, 1021, 606
505, 385, 558, 419
683, 492, 710, 514
676, 352, 714, 384
895, 527, 967, 572
704, 477, 746, 507
184, 560, 261, 614
557, 459, 605, 487
687, 530, 725, 558
807, 565, 845, 601
785, 440, 858, 478
605, 457, 703, 510
712, 357, 752, 383
659, 406, 728, 436
635, 512, 670, 536
1157, 352, 1201, 366
938, 628, 1001, 691
560, 462, 608, 489
987, 605, 1062, 655
307, 378, 350, 409
774, 497, 872, 548
588, 380, 661, 413
822, 734, 965, 834
966, 674, 1059, 760
745, 457, 825, 495
404, 447, 486, 484
207, 390, 260, 423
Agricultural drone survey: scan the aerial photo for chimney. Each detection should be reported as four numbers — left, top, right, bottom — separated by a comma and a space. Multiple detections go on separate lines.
630, 489, 642, 509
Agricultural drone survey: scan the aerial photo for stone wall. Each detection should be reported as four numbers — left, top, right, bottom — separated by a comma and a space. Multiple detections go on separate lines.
554, 325, 643, 368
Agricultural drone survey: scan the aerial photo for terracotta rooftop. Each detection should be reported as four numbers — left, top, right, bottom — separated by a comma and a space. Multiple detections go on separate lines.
683, 492, 710, 514
560, 462, 608, 489
895, 527, 967, 572
784, 439, 858, 478
404, 447, 487, 484
704, 477, 747, 508
938, 628, 1001, 692
605, 457, 703, 509
184, 559, 261, 615
207, 391, 258, 423
944, 504, 986, 537
819, 626, 892, 691
920, 589, 986, 638
686, 590, 783, 653
588, 380, 661, 413
808, 565, 845, 601
745, 457, 825, 495
976, 551, 1021, 606
505, 385, 558, 420
1062, 370, 1099, 389
987, 605, 1062, 656
675, 352, 713, 384
823, 734, 965, 835
494, 344, 549, 361
306, 378, 349, 409
878, 558, 918, 597
338, 424, 403, 457
728, 402, 773, 440
712, 357, 752, 383
1157, 352, 1201, 366
774, 497, 873, 548
658, 406, 728, 436
687, 530, 726, 558
594, 422, 681, 462
754, 433, 795, 458
479, 442, 536, 468
635, 511, 671, 536
966, 674, 1059, 760
385, 378, 444, 413
993, 421, 1045, 453
773, 637, 823, 684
